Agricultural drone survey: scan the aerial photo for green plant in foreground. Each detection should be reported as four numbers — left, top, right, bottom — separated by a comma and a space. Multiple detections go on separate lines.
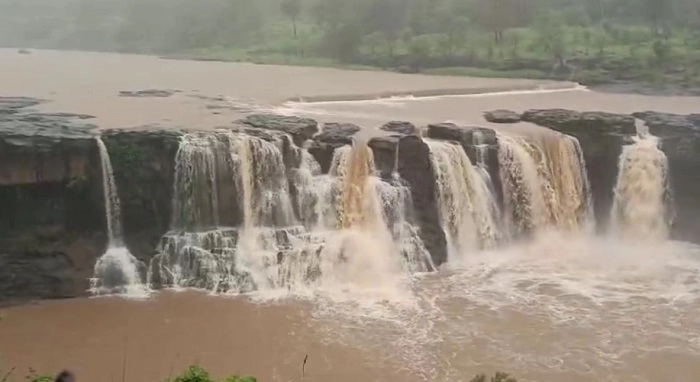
169, 366, 256, 382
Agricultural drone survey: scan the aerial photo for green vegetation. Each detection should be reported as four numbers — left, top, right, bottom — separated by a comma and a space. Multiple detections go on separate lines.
167, 365, 256, 382
1, 366, 517, 382
1, 0, 699, 91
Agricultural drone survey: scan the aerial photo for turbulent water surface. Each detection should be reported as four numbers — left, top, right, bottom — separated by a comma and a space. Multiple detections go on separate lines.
1, 49, 700, 382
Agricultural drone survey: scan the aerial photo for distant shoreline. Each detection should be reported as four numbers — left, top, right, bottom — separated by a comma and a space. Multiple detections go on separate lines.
161, 52, 700, 98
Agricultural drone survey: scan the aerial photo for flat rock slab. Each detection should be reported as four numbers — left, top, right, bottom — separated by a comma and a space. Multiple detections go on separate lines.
118, 89, 178, 98
241, 114, 318, 145
380, 121, 419, 135
484, 109, 521, 124
314, 122, 362, 146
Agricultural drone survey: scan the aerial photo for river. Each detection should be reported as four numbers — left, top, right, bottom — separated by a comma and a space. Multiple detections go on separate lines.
0, 48, 699, 382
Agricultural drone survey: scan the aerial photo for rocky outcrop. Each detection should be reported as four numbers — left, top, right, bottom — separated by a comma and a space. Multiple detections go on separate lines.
368, 134, 402, 180
484, 109, 521, 124
242, 114, 318, 146
308, 122, 361, 173
119, 89, 177, 98
101, 129, 183, 263
0, 105, 105, 304
380, 121, 419, 135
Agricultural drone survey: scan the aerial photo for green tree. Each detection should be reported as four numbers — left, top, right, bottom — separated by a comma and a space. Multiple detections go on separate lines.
534, 10, 567, 65
408, 34, 434, 68
281, 0, 302, 38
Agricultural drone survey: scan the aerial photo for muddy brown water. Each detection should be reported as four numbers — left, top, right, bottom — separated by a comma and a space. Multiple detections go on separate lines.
1, 49, 700, 382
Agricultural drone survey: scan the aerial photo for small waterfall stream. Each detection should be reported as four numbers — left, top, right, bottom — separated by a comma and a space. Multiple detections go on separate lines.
91, 137, 148, 297
611, 120, 673, 240
426, 139, 499, 260
497, 132, 593, 238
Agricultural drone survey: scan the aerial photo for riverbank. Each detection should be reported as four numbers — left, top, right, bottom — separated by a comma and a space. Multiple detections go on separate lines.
162, 48, 700, 97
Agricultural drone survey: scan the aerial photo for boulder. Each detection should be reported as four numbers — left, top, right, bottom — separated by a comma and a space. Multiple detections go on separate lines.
241, 114, 318, 146
380, 121, 419, 135
314, 122, 361, 146
484, 109, 521, 124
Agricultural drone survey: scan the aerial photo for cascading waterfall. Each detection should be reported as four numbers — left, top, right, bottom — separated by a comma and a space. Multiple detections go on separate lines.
426, 139, 499, 259
149, 130, 431, 296
611, 121, 673, 240
497, 132, 592, 238
91, 137, 148, 297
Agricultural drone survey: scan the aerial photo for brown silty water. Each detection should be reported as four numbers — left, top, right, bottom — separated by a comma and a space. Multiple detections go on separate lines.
2, 49, 700, 382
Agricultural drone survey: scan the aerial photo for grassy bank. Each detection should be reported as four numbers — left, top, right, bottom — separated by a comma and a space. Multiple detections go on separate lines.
3, 0, 700, 96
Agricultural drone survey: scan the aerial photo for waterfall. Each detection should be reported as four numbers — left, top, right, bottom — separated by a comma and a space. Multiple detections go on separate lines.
426, 139, 499, 260
611, 121, 672, 240
497, 132, 592, 238
91, 137, 148, 297
149, 131, 431, 296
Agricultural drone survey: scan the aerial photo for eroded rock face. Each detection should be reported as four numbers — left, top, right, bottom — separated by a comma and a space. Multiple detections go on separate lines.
397, 136, 448, 266
0, 107, 104, 304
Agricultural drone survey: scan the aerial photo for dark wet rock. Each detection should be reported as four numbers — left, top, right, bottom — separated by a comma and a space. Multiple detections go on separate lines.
632, 111, 700, 136
426, 122, 503, 208
307, 122, 361, 173
102, 129, 184, 264
17, 48, 31, 55
0, 115, 105, 303
380, 121, 419, 135
521, 109, 636, 135
241, 114, 318, 146
484, 109, 521, 124
368, 134, 403, 180
314, 122, 361, 146
307, 141, 336, 174
118, 89, 176, 98
397, 136, 448, 267
0, 96, 43, 114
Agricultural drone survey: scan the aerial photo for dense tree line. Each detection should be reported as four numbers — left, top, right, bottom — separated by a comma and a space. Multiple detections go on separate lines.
1, 0, 699, 81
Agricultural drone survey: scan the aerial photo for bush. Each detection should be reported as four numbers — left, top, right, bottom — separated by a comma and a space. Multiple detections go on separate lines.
168, 366, 256, 382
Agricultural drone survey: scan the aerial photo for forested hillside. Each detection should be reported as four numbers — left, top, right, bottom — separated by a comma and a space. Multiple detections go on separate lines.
1, 0, 699, 91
